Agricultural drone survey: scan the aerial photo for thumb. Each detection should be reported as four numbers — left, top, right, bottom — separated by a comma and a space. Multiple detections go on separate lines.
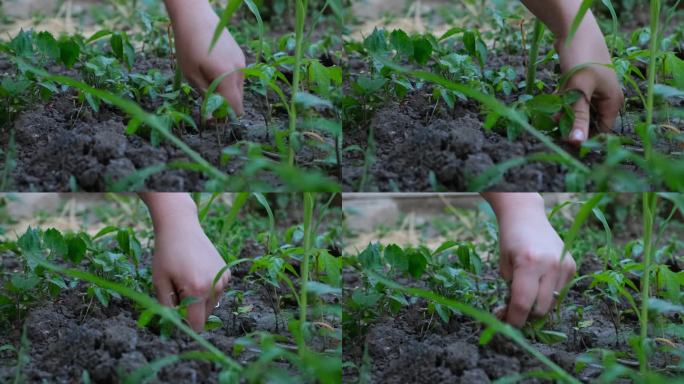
563, 72, 596, 146
568, 94, 591, 145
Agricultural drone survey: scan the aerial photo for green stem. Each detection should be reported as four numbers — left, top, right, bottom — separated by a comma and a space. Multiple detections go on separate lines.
288, 0, 308, 166
640, 192, 657, 375
299, 192, 314, 356
525, 18, 545, 95
644, 0, 661, 160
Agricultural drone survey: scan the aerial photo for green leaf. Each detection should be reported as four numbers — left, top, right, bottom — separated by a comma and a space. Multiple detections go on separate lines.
59, 38, 80, 68
364, 28, 388, 54
44, 228, 68, 259
10, 30, 33, 57
384, 244, 408, 272
110, 33, 123, 61
10, 275, 40, 291
351, 290, 381, 308
66, 235, 87, 263
527, 94, 563, 114
407, 249, 427, 278
204, 315, 223, 331
18, 227, 42, 259
295, 92, 333, 109
389, 29, 413, 57
412, 37, 432, 65
358, 243, 381, 270
36, 31, 60, 60
203, 94, 226, 120
648, 298, 684, 314
538, 330, 568, 344
305, 281, 341, 296
654, 84, 684, 99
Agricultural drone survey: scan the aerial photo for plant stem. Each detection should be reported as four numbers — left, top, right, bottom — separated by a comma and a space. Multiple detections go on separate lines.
288, 0, 308, 166
639, 192, 657, 374
644, 0, 661, 159
299, 192, 314, 356
525, 18, 545, 95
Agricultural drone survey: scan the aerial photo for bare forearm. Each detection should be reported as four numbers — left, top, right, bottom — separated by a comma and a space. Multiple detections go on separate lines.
163, 0, 213, 24
481, 193, 545, 221
521, 0, 601, 41
139, 193, 199, 234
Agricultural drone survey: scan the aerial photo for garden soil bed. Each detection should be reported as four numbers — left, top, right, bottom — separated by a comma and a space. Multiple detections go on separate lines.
0, 239, 335, 383
342, 253, 674, 383
342, 55, 684, 192
1, 57, 337, 192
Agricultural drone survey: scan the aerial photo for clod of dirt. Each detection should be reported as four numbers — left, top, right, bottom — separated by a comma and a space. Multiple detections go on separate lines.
464, 153, 495, 179
104, 323, 138, 357
477, 355, 520, 379
93, 123, 128, 161
460, 368, 491, 383
444, 341, 479, 373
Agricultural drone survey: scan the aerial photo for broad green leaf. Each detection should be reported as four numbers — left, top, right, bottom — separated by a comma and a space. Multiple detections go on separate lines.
384, 244, 408, 272
59, 38, 80, 68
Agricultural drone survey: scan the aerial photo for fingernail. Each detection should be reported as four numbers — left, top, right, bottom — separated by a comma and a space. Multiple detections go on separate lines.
571, 130, 585, 142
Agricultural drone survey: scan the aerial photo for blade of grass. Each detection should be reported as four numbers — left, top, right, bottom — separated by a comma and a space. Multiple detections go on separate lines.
288, 0, 309, 166
644, 0, 662, 160
298, 192, 314, 357
525, 18, 545, 95
639, 192, 658, 374
366, 270, 581, 384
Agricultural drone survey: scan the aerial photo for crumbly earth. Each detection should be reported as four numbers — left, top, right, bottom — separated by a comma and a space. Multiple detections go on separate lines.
342, 52, 684, 192
0, 239, 339, 383
342, 253, 673, 383
0, 57, 337, 192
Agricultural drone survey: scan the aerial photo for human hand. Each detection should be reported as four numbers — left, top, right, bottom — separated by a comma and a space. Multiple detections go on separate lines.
555, 16, 624, 146
141, 193, 231, 332
484, 193, 576, 327
165, 0, 246, 115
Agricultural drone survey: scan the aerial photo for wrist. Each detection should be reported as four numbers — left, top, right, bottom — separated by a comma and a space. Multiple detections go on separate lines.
484, 193, 546, 222
140, 193, 200, 235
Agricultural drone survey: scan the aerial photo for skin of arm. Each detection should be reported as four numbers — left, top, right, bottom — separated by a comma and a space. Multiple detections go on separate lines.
482, 193, 576, 327
163, 0, 246, 115
139, 193, 231, 332
521, 0, 624, 145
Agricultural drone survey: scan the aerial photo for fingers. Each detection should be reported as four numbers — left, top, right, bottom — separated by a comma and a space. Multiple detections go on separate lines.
595, 93, 624, 133
154, 277, 177, 307
200, 62, 246, 116
216, 74, 245, 116
506, 267, 540, 328
186, 300, 206, 332
556, 253, 577, 293
532, 271, 558, 317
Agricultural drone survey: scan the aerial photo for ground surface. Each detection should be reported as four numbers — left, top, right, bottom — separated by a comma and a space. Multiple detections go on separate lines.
0, 239, 309, 383
342, 54, 683, 192
1, 55, 333, 192
342, 254, 665, 383
341, 194, 683, 383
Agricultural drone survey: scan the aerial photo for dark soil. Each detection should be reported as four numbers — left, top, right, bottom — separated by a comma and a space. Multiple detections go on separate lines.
341, 53, 684, 192
0, 238, 337, 383
342, 253, 674, 383
1, 57, 337, 192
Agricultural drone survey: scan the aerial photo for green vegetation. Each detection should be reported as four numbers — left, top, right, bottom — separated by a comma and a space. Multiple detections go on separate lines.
0, 193, 342, 383
343, 193, 684, 382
